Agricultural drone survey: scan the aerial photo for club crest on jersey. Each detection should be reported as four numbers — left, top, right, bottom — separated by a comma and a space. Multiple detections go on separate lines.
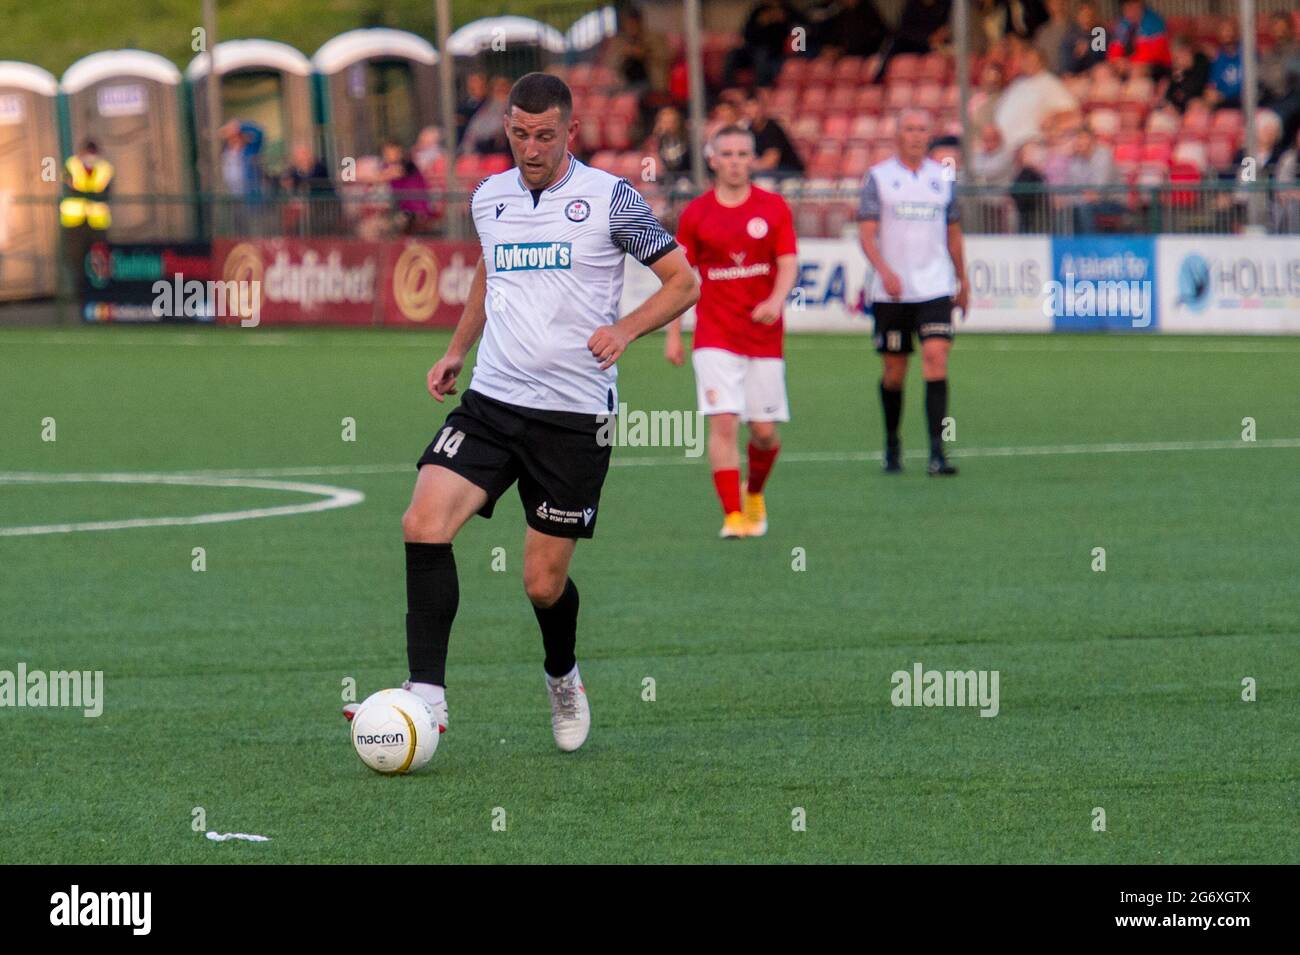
746, 216, 768, 239
565, 199, 591, 222
494, 241, 572, 271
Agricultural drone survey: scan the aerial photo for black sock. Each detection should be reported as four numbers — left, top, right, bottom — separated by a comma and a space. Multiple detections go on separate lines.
405, 542, 458, 686
534, 578, 579, 678
925, 378, 948, 455
879, 380, 903, 446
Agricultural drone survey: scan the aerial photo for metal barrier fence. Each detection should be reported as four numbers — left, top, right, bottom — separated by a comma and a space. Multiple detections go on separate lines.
3, 179, 1297, 303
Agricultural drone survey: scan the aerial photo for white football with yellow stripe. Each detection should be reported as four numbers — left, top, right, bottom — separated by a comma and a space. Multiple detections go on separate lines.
351, 688, 438, 774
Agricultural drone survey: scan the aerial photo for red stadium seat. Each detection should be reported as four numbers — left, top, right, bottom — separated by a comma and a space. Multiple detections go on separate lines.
919, 53, 949, 83
609, 93, 639, 121
1141, 141, 1173, 166
828, 86, 856, 112
808, 58, 834, 84
1171, 139, 1208, 171
777, 58, 808, 87
1206, 138, 1236, 171
479, 154, 511, 175
1113, 140, 1143, 164
915, 82, 943, 111
604, 117, 632, 151
854, 85, 884, 113
770, 87, 799, 114
800, 85, 828, 114
589, 150, 619, 173
1211, 109, 1244, 137
886, 53, 920, 83
454, 155, 482, 180
1167, 161, 1202, 207
885, 83, 915, 110
822, 113, 851, 141
833, 56, 864, 82
849, 114, 878, 140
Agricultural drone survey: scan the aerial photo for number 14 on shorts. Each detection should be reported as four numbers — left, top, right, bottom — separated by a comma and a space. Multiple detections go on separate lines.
431, 427, 466, 458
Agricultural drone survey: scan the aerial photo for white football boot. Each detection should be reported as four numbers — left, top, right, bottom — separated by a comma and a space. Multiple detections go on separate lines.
545, 665, 590, 752
343, 681, 448, 734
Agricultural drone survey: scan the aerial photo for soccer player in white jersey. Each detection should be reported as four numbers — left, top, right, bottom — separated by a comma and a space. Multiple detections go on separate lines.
347, 74, 698, 752
857, 108, 969, 476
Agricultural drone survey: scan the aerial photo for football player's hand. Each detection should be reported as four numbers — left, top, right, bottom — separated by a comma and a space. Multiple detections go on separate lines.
880, 269, 904, 299
588, 324, 632, 371
750, 297, 782, 325
427, 353, 463, 402
664, 334, 685, 366
954, 284, 969, 320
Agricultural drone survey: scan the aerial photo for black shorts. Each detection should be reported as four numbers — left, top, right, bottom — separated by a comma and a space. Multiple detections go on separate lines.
416, 389, 612, 539
872, 297, 956, 354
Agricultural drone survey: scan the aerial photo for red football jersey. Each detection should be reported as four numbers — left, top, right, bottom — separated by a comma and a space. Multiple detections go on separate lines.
676, 186, 797, 358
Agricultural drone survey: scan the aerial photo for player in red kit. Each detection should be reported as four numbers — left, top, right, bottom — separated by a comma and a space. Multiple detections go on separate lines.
666, 126, 798, 538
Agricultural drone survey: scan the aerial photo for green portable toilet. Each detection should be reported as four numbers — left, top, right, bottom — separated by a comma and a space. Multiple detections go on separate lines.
187, 39, 315, 189
0, 62, 60, 300
313, 28, 439, 168
60, 50, 190, 241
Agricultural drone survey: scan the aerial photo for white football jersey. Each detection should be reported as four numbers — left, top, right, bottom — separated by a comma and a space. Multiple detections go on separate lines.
857, 156, 960, 304
468, 155, 676, 415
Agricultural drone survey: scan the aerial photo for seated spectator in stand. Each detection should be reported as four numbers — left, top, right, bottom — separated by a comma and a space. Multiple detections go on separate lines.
280, 144, 332, 196
1236, 109, 1285, 181
893, 0, 953, 56
346, 156, 392, 241
704, 99, 742, 141
1107, 1, 1172, 78
1034, 0, 1071, 74
456, 73, 487, 140
812, 0, 890, 57
1261, 14, 1300, 106
972, 123, 1015, 185
1052, 127, 1122, 232
1207, 19, 1244, 109
927, 134, 962, 173
412, 127, 444, 177
1060, 1, 1105, 75
1274, 127, 1300, 233
604, 7, 670, 93
460, 76, 511, 156
380, 141, 432, 234
994, 47, 1081, 150
647, 106, 691, 177
1012, 139, 1049, 232
744, 91, 805, 174
968, 61, 1007, 138
1163, 37, 1210, 113
726, 0, 797, 88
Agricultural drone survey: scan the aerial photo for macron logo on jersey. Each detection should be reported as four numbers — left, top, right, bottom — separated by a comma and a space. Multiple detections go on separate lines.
494, 242, 572, 271
893, 201, 942, 221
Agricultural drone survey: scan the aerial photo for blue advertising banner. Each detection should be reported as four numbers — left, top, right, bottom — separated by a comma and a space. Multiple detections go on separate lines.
1048, 236, 1158, 332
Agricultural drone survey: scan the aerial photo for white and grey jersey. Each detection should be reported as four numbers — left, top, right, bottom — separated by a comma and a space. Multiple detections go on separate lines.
857, 156, 960, 304
468, 155, 676, 415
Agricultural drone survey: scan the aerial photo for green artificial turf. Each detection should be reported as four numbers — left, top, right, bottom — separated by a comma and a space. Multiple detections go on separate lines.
0, 326, 1297, 863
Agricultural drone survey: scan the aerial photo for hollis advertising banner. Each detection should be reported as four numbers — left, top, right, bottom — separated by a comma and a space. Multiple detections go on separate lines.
1157, 236, 1300, 334
82, 242, 215, 323
621, 235, 1054, 333
212, 239, 480, 327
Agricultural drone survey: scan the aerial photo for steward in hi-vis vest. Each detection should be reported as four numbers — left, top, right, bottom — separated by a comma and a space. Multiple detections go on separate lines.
61, 142, 114, 231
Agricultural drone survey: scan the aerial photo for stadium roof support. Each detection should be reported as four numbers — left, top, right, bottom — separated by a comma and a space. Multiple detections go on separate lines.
955, 0, 971, 174
684, 0, 707, 190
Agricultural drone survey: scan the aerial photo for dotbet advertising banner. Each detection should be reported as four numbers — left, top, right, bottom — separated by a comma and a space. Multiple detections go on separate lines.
213, 239, 480, 327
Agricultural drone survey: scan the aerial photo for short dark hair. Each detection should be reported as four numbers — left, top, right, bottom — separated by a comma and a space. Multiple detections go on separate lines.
712, 124, 755, 146
507, 72, 572, 118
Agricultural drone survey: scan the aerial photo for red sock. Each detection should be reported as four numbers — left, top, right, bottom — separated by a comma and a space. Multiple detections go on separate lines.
712, 468, 742, 515
747, 442, 780, 494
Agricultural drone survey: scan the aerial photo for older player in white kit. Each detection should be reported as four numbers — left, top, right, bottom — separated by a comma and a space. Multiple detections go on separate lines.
347, 73, 698, 753
857, 108, 969, 476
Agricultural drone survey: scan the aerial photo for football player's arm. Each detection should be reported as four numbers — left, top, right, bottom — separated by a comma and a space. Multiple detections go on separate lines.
591, 247, 699, 371
947, 221, 969, 318
664, 212, 697, 366
427, 257, 486, 401
856, 176, 902, 298
751, 255, 798, 324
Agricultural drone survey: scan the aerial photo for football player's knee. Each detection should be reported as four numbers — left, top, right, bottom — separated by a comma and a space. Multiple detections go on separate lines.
402, 504, 451, 543
750, 423, 779, 449
523, 566, 565, 607
922, 353, 948, 380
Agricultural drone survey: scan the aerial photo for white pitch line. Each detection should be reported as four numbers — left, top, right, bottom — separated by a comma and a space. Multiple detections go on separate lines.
0, 473, 364, 537
3, 437, 1293, 489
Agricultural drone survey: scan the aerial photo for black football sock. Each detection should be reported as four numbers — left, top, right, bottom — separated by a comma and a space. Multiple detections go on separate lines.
879, 380, 903, 446
405, 542, 458, 686
534, 577, 579, 678
925, 378, 949, 456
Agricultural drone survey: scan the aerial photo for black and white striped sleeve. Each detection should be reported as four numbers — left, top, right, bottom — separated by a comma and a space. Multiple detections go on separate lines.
609, 178, 676, 265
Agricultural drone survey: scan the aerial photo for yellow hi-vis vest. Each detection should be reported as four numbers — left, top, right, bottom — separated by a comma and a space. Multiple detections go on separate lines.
60, 156, 114, 229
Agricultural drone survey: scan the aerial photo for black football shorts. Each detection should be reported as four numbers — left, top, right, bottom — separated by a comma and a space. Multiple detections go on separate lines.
416, 389, 612, 539
872, 296, 956, 354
